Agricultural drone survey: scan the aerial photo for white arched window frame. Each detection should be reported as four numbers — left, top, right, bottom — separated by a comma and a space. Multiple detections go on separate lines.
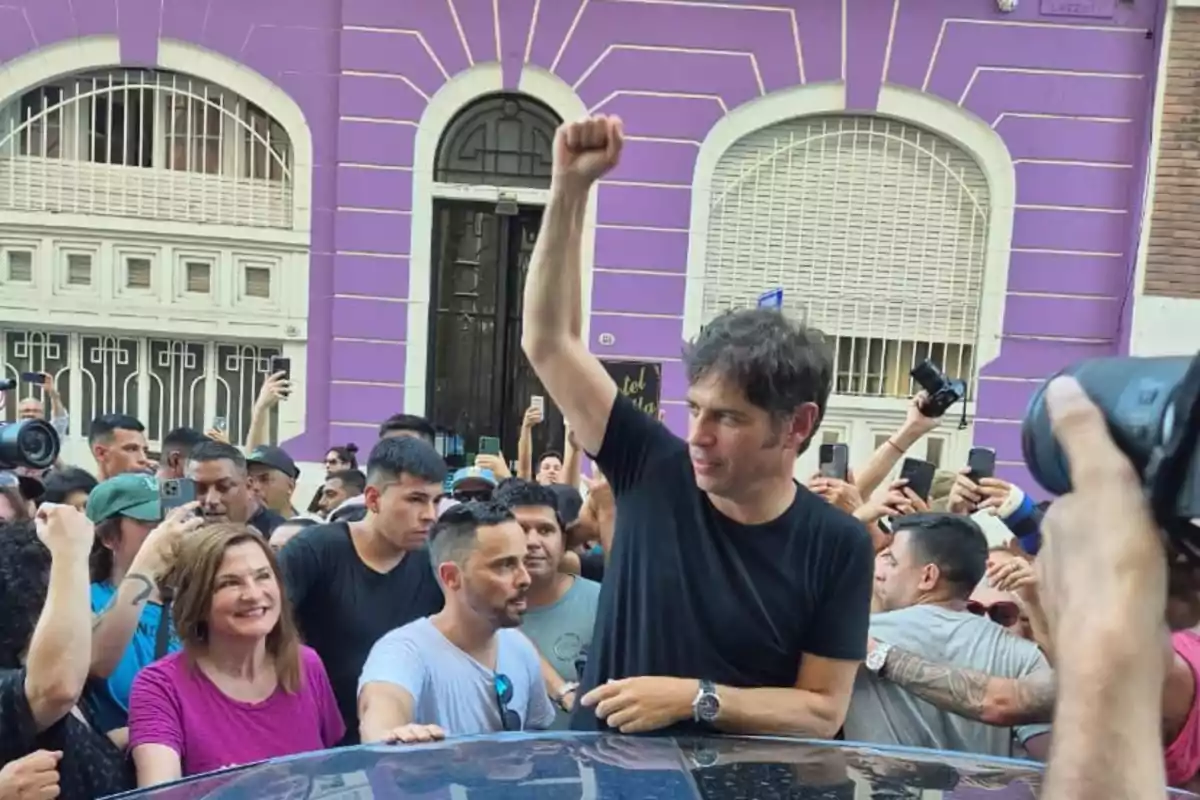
682, 84, 1015, 475
404, 64, 596, 416
0, 36, 315, 459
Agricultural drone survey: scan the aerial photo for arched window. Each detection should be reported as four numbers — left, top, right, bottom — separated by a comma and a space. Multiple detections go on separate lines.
0, 69, 293, 228
434, 93, 560, 189
702, 115, 989, 400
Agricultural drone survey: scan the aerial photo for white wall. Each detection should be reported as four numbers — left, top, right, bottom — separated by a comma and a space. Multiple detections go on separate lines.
1129, 296, 1200, 355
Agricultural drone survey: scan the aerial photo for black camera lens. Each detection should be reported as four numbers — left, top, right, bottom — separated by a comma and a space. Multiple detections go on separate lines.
0, 419, 61, 471
1021, 356, 1193, 498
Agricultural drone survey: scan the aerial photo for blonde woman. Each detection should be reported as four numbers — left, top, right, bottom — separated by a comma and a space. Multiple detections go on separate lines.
128, 524, 343, 786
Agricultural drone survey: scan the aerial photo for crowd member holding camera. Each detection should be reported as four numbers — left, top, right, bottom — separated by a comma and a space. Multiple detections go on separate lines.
521, 114, 873, 737
0, 508, 132, 798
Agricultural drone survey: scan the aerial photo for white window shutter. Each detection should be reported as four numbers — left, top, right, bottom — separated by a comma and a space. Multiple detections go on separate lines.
703, 116, 990, 398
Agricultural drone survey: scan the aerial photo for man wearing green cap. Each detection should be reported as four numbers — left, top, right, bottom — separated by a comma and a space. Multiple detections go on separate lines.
86, 473, 203, 740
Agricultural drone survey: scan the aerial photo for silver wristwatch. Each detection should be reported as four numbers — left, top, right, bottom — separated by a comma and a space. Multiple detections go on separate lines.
865, 642, 893, 675
692, 679, 720, 723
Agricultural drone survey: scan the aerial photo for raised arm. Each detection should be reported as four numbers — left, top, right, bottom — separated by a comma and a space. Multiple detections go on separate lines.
521, 116, 624, 457
25, 506, 95, 732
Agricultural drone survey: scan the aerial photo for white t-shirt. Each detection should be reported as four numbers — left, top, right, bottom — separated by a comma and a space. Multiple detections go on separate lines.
358, 617, 555, 735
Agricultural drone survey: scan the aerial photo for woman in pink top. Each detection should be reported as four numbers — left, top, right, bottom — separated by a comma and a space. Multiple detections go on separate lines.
128, 523, 344, 786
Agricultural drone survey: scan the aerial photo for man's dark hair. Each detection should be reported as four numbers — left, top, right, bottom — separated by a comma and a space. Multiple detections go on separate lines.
683, 308, 833, 433
366, 436, 447, 488
39, 467, 98, 505
378, 413, 437, 443
329, 468, 366, 494
539, 451, 563, 464
162, 427, 209, 456
429, 500, 515, 570
892, 512, 988, 598
494, 479, 563, 530
187, 440, 247, 473
0, 521, 51, 669
88, 413, 145, 445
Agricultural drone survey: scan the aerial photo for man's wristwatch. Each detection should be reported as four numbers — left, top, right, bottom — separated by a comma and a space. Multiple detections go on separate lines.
865, 643, 893, 676
552, 682, 578, 711
692, 679, 720, 723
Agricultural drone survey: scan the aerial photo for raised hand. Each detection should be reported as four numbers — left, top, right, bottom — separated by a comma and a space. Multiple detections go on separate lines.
34, 503, 94, 558
553, 115, 624, 189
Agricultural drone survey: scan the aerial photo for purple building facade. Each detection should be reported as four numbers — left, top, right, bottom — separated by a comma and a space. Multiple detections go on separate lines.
0, 0, 1161, 490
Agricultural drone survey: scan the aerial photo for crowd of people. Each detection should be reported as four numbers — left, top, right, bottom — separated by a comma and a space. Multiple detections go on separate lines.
0, 114, 1195, 800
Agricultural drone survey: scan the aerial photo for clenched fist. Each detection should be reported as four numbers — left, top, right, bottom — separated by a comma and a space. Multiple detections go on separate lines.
553, 115, 624, 189
0, 750, 61, 799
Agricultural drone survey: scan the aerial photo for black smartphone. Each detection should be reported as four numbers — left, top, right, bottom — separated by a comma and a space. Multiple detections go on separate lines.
967, 447, 996, 482
478, 436, 502, 456
899, 458, 936, 501
818, 443, 849, 481
269, 356, 291, 398
159, 477, 196, 513
19, 371, 43, 383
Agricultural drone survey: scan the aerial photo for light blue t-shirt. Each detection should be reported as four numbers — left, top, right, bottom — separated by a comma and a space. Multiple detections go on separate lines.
520, 577, 601, 729
86, 582, 180, 732
358, 617, 555, 736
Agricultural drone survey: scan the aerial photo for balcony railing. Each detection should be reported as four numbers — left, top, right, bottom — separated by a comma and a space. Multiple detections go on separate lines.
0, 69, 294, 229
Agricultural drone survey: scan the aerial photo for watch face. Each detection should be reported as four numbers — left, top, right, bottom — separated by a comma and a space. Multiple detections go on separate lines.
698, 694, 720, 721
866, 647, 887, 672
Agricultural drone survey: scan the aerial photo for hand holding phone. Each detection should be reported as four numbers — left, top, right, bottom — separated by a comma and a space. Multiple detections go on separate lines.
899, 458, 936, 501
818, 443, 849, 481
269, 357, 292, 398
159, 478, 197, 514
966, 447, 996, 483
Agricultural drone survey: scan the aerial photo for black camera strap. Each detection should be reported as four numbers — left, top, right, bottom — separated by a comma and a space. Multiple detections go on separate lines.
154, 588, 174, 661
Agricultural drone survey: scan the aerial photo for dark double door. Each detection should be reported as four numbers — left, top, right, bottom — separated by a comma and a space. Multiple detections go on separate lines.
426, 200, 563, 468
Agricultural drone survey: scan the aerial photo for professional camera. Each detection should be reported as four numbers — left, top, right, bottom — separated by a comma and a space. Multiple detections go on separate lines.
910, 359, 967, 418
1022, 354, 1200, 561
0, 419, 61, 472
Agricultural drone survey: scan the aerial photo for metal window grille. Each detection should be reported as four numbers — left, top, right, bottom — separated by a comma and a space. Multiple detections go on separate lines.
5, 250, 32, 282
703, 115, 990, 400
0, 327, 280, 447
0, 69, 294, 228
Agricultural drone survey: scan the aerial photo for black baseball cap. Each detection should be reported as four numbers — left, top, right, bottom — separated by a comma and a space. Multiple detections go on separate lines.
246, 445, 300, 480
0, 470, 43, 501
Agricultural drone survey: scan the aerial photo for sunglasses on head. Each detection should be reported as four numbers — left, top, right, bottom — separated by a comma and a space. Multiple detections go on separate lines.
967, 600, 1021, 627
493, 673, 523, 732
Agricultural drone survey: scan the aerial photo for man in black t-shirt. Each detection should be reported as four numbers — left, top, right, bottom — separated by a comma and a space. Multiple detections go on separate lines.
520, 115, 874, 737
186, 440, 285, 536
277, 436, 447, 745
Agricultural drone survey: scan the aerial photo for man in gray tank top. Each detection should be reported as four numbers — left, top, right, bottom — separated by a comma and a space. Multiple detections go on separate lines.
495, 479, 600, 727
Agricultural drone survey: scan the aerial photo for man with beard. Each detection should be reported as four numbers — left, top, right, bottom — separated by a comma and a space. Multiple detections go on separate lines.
521, 114, 872, 736
278, 436, 446, 745
357, 501, 555, 744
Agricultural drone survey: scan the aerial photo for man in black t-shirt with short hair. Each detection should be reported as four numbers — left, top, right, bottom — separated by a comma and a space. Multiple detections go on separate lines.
277, 436, 446, 745
521, 114, 874, 737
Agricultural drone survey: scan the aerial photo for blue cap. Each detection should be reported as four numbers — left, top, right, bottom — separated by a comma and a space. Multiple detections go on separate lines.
450, 467, 497, 490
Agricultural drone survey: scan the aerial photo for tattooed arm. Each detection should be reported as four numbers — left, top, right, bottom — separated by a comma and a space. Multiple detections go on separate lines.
879, 645, 1056, 727
91, 572, 158, 678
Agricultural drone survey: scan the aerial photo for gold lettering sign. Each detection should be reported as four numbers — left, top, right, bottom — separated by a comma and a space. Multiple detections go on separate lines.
601, 359, 662, 418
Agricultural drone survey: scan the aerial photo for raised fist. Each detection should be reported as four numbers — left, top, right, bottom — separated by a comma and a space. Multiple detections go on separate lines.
554, 115, 624, 188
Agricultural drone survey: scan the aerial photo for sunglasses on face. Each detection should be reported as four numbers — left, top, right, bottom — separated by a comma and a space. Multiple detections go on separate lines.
454, 489, 493, 503
967, 599, 1021, 627
493, 672, 522, 732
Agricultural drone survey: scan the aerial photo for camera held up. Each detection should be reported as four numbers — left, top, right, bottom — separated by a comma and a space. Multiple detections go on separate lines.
1022, 353, 1200, 563
910, 359, 967, 419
